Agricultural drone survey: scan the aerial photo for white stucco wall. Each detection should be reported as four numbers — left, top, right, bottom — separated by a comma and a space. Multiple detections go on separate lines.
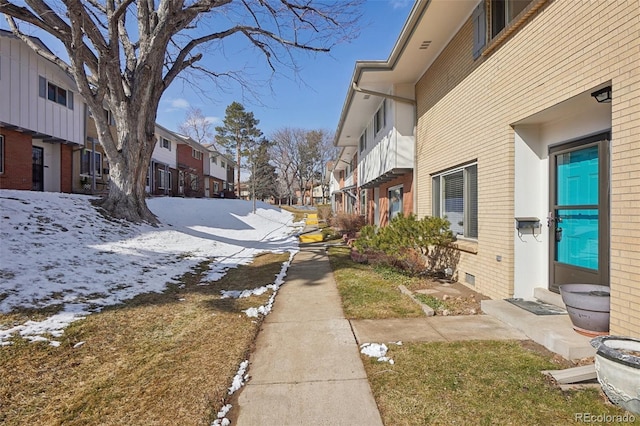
513, 98, 612, 299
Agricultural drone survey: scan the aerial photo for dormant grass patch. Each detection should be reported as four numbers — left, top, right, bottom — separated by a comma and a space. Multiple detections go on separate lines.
0, 252, 289, 425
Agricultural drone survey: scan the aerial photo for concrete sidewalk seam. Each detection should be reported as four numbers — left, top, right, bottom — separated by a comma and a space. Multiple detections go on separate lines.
245, 377, 370, 387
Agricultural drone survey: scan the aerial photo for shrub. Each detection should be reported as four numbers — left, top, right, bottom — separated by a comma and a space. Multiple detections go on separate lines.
332, 213, 366, 236
354, 214, 456, 275
316, 204, 332, 222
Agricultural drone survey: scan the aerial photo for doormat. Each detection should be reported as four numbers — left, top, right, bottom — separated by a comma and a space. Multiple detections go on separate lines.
505, 298, 567, 315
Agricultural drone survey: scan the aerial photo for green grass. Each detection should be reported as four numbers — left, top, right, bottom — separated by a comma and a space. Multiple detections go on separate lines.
327, 246, 635, 425
363, 340, 633, 425
414, 293, 446, 311
328, 246, 423, 319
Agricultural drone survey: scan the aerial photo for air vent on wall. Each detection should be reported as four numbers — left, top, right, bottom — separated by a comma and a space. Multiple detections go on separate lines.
363, 94, 370, 100
419, 40, 432, 50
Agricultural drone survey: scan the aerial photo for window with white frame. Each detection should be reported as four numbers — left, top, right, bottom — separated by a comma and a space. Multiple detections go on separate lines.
360, 189, 367, 216
0, 135, 4, 174
80, 149, 102, 177
432, 163, 478, 238
359, 131, 367, 153
160, 137, 171, 151
388, 185, 403, 221
190, 173, 199, 190
221, 160, 226, 169
39, 76, 74, 109
211, 156, 217, 165
214, 181, 220, 193
192, 149, 202, 160
374, 100, 386, 135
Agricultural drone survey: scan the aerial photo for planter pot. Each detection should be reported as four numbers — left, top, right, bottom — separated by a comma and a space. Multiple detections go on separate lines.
559, 284, 610, 337
591, 336, 640, 415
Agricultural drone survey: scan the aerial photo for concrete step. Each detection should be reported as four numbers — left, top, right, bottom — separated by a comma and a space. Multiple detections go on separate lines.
481, 299, 595, 360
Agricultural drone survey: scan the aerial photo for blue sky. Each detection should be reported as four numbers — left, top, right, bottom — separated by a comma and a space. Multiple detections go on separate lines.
158, 0, 412, 137
2, 1, 412, 138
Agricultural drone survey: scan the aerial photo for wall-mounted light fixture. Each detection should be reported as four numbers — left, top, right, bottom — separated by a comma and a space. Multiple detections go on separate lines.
591, 86, 612, 103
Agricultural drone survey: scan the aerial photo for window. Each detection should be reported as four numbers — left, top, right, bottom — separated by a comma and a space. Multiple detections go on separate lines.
211, 156, 217, 165
104, 110, 116, 126
80, 148, 102, 177
190, 173, 199, 190
432, 163, 478, 239
192, 149, 202, 160
388, 185, 403, 221
491, 0, 531, 38
158, 169, 171, 190
473, 0, 533, 58
39, 76, 73, 109
374, 100, 386, 135
359, 131, 367, 153
160, 137, 171, 150
221, 160, 226, 169
360, 190, 367, 216
214, 181, 220, 193
0, 135, 4, 174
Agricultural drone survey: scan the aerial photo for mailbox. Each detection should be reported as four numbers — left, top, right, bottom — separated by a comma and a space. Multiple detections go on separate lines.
515, 217, 541, 237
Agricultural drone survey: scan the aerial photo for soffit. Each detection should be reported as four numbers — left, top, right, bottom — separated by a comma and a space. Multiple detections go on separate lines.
335, 0, 478, 148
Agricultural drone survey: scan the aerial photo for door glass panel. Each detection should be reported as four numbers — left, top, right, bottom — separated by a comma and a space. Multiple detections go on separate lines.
556, 209, 598, 270
556, 145, 598, 206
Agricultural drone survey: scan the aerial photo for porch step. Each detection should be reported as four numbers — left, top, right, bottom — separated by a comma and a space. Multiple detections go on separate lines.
481, 299, 595, 360
534, 287, 565, 308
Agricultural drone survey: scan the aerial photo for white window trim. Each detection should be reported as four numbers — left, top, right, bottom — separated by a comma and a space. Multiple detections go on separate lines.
39, 76, 74, 110
80, 148, 102, 177
388, 184, 403, 220
160, 137, 171, 151
432, 162, 478, 240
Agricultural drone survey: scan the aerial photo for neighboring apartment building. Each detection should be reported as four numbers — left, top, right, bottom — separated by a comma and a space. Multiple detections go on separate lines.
368, 0, 638, 337
175, 134, 207, 198
332, 69, 415, 226
205, 146, 235, 198
0, 30, 84, 193
147, 124, 179, 196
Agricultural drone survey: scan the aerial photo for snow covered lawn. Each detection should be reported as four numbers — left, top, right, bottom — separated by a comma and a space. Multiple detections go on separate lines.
0, 190, 301, 345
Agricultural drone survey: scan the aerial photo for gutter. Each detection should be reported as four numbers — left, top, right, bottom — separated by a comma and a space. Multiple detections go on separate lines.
351, 83, 416, 105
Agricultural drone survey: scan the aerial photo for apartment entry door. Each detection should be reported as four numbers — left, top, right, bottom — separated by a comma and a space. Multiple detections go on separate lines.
548, 133, 610, 293
32, 146, 44, 191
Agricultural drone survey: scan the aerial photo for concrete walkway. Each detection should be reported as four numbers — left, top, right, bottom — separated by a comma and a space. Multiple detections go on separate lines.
235, 242, 383, 425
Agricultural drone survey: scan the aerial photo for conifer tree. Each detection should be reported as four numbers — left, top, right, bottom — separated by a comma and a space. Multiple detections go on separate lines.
215, 102, 262, 197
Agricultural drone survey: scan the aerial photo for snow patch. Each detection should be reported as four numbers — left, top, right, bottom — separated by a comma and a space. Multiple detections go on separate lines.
360, 342, 395, 364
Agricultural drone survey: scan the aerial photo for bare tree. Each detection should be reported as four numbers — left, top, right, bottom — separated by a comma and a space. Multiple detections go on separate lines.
0, 0, 360, 222
271, 127, 303, 205
178, 107, 214, 146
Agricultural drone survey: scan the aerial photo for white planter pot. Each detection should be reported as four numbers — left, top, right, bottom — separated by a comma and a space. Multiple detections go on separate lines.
591, 336, 640, 415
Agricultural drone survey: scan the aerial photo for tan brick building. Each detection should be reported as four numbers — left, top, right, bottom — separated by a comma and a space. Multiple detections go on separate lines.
335, 0, 639, 337
409, 0, 638, 337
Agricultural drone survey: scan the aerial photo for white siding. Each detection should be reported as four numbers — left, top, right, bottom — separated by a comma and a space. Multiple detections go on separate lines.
0, 34, 84, 145
151, 130, 177, 168
358, 99, 415, 186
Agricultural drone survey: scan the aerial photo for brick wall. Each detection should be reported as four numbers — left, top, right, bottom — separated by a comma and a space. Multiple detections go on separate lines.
415, 0, 640, 336
379, 172, 413, 227
60, 144, 73, 193
177, 144, 204, 197
0, 128, 32, 190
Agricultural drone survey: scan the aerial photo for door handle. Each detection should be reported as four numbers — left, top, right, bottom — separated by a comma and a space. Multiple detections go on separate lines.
555, 227, 563, 242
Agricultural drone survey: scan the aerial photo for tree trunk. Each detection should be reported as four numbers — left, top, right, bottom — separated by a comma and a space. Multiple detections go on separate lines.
95, 115, 158, 224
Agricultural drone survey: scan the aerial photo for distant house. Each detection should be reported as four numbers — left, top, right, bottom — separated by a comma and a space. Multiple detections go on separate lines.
0, 30, 85, 193
336, 0, 639, 338
175, 134, 207, 198
146, 124, 179, 196
204, 146, 236, 198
